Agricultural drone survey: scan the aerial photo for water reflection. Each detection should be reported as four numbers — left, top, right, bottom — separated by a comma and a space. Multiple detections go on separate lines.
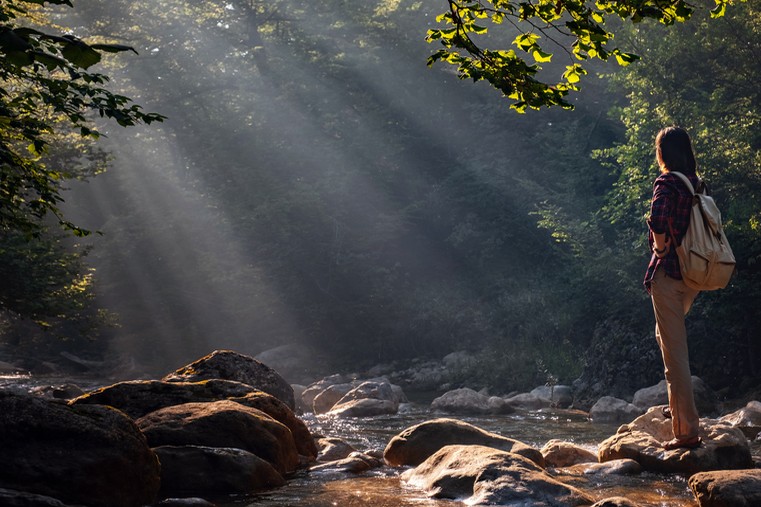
230, 404, 711, 507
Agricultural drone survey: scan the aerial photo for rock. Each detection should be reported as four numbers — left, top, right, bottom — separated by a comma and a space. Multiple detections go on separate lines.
541, 439, 598, 467
162, 350, 295, 410
328, 398, 398, 417
530, 385, 574, 408
328, 380, 401, 417
632, 378, 721, 416
0, 392, 160, 507
589, 396, 644, 423
309, 451, 383, 474
227, 391, 317, 459
28, 383, 84, 400
300, 374, 355, 409
598, 406, 753, 474
312, 383, 354, 414
70, 379, 263, 419
0, 361, 25, 374
317, 437, 357, 462
505, 392, 551, 411
401, 444, 592, 506
154, 445, 285, 496
136, 400, 299, 475
590, 498, 641, 507
720, 400, 761, 440
431, 387, 514, 415
70, 379, 317, 459
0, 488, 72, 507
688, 469, 761, 507
564, 459, 642, 476
384, 417, 544, 468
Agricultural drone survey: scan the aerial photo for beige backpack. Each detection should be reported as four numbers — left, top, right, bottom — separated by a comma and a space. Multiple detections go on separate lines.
669, 171, 736, 291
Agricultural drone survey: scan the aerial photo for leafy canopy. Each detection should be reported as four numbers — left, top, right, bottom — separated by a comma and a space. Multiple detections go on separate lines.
427, 0, 737, 112
0, 0, 165, 237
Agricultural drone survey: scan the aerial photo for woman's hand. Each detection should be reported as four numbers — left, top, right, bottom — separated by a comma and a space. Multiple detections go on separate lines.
653, 234, 671, 258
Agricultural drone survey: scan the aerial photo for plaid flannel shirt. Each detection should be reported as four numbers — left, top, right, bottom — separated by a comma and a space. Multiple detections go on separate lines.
644, 170, 699, 292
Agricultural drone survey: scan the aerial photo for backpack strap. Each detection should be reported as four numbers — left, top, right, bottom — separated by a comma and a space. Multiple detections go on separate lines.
670, 170, 697, 195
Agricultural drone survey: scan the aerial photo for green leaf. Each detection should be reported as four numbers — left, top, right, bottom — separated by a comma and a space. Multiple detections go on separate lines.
61, 40, 101, 69
532, 49, 552, 62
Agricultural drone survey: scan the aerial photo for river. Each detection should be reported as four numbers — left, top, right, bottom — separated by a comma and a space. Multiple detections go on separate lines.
3, 374, 759, 507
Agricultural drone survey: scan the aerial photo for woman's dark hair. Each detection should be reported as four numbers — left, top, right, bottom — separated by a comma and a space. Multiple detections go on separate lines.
655, 126, 697, 174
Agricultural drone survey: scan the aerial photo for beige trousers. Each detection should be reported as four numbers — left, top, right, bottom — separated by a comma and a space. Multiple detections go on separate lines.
650, 268, 700, 440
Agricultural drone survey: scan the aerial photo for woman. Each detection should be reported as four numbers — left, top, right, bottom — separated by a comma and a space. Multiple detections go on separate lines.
644, 126, 702, 450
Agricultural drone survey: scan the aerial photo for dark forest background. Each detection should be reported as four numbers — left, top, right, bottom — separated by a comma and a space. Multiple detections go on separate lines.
2, 0, 760, 401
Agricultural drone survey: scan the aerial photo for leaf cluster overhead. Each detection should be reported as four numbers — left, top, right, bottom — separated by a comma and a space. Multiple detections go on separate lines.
427, 0, 736, 111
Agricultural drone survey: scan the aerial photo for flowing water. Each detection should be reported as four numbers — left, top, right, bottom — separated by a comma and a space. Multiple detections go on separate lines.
3, 375, 759, 507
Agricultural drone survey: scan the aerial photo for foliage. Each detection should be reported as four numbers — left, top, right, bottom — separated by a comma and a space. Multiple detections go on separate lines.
0, 0, 164, 237
427, 0, 738, 111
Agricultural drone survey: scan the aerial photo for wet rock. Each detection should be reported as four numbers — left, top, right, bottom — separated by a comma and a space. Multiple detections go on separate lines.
300, 374, 355, 409
505, 392, 551, 410
590, 498, 641, 507
384, 417, 544, 468
328, 380, 401, 417
688, 469, 761, 507
632, 377, 721, 416
162, 349, 295, 410
541, 439, 598, 467
317, 437, 357, 462
402, 444, 592, 506
154, 445, 285, 497
312, 383, 354, 414
589, 396, 644, 423
0, 488, 72, 507
328, 398, 398, 417
431, 387, 514, 415
0, 392, 160, 507
564, 459, 642, 476
136, 400, 299, 475
28, 383, 84, 400
719, 400, 761, 440
309, 451, 383, 474
0, 361, 24, 374
228, 391, 317, 459
598, 407, 753, 474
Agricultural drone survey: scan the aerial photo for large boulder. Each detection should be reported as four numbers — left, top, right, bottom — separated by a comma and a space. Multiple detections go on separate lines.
162, 350, 295, 409
632, 378, 721, 416
154, 445, 285, 496
69, 379, 262, 419
589, 396, 644, 423
136, 400, 299, 475
384, 418, 544, 468
401, 444, 592, 506
688, 469, 761, 507
300, 374, 355, 409
598, 407, 753, 474
316, 437, 357, 462
720, 400, 761, 440
0, 392, 160, 507
431, 387, 514, 415
70, 379, 317, 459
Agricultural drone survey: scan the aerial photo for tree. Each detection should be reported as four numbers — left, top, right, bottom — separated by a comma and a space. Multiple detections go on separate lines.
0, 0, 164, 237
427, 0, 738, 112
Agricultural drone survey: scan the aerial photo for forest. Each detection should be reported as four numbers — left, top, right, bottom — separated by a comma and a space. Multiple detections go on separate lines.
1, 0, 759, 403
